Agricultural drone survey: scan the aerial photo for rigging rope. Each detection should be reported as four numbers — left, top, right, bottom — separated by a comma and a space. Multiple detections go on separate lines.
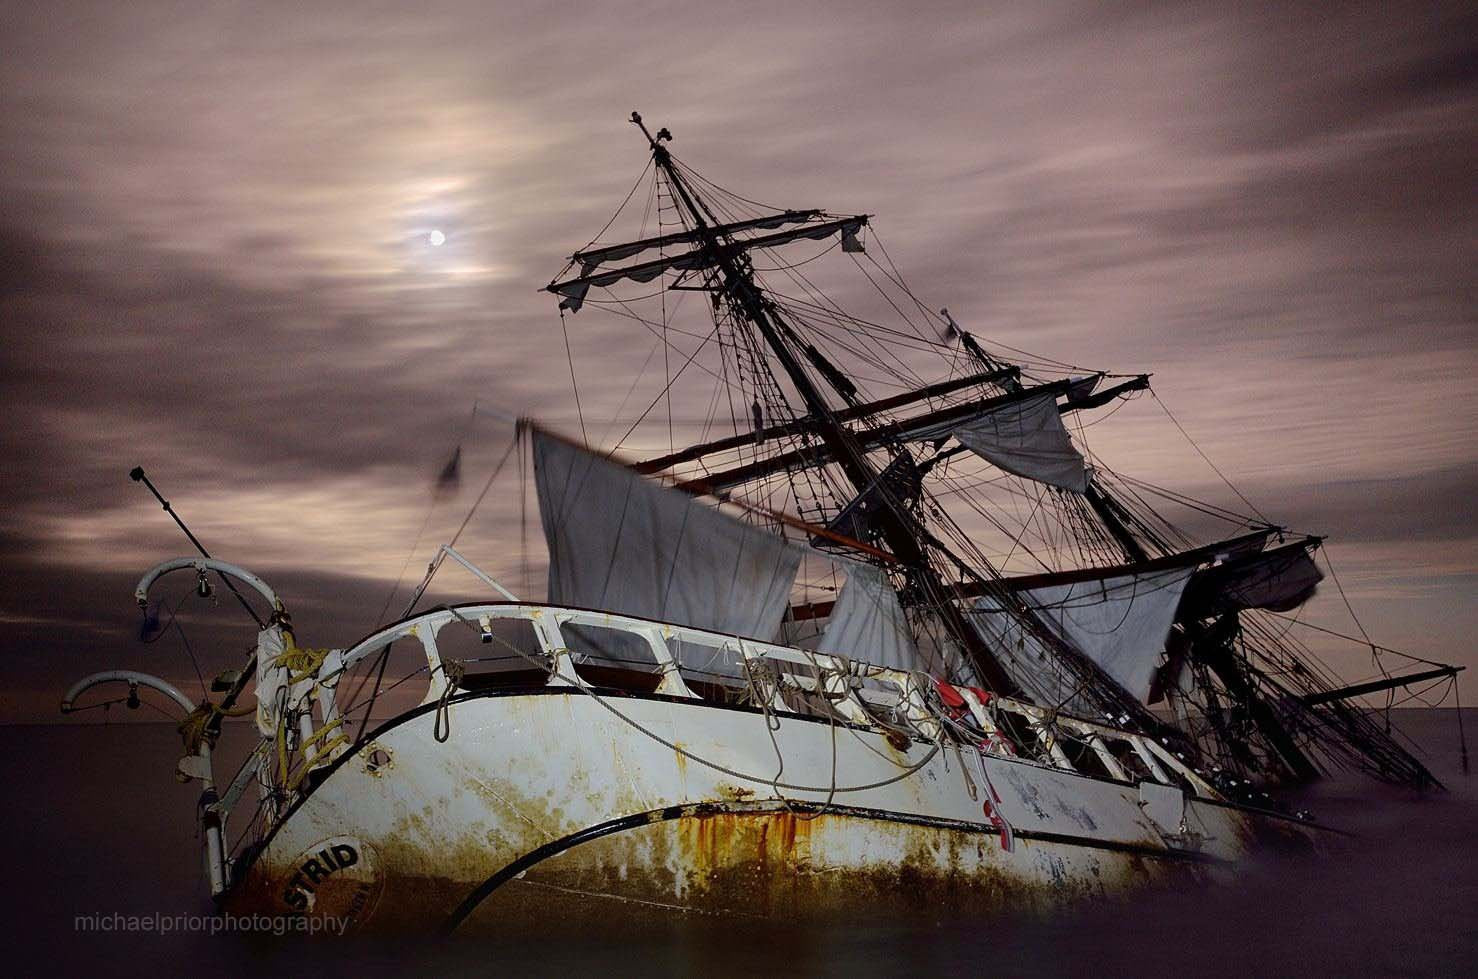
558, 307, 588, 446
1150, 390, 1271, 524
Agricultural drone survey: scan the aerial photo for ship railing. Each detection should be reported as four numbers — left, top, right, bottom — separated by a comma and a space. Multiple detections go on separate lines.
311, 602, 1218, 803
213, 600, 1219, 862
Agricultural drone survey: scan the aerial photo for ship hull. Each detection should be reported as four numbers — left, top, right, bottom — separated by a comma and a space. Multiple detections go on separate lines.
223, 687, 1326, 932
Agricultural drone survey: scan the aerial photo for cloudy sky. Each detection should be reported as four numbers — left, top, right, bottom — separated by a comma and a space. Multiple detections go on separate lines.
2, 0, 1473, 722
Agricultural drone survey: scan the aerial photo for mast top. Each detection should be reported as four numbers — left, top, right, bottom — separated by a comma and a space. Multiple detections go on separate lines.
631, 110, 672, 161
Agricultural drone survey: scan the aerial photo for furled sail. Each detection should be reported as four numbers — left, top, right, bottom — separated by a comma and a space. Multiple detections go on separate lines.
1180, 540, 1323, 619
571, 210, 822, 269
533, 430, 803, 640
816, 563, 924, 671
549, 215, 868, 313
968, 567, 1195, 705
902, 392, 1089, 493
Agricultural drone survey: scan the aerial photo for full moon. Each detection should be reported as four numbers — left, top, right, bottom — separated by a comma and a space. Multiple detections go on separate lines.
428, 229, 446, 246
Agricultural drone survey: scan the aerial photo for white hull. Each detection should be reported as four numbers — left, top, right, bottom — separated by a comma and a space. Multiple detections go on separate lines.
225, 685, 1324, 932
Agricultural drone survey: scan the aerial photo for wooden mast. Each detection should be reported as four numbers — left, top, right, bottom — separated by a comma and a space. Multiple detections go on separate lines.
629, 111, 1020, 695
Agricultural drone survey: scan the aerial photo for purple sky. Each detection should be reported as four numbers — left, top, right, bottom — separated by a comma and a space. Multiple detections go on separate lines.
2, 1, 1474, 722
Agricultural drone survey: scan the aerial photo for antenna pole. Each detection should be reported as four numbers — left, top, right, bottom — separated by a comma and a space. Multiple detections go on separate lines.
130, 466, 265, 628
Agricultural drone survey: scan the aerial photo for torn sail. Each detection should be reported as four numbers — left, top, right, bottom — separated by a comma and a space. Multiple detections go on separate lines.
533, 430, 803, 640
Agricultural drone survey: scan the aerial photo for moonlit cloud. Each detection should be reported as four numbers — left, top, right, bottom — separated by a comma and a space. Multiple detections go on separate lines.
2, 0, 1473, 720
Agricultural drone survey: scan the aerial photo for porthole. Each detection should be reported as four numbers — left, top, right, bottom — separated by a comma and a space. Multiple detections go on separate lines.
363, 745, 394, 776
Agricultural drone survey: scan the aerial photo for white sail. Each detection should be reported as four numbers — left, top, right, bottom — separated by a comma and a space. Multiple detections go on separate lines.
903, 393, 1088, 492
816, 563, 924, 671
533, 430, 803, 640
970, 567, 1195, 705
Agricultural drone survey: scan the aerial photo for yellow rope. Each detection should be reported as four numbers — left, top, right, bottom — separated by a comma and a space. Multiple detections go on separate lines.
289, 734, 349, 791
177, 697, 256, 754
300, 715, 344, 750
218, 699, 256, 717
271, 636, 332, 684
272, 717, 349, 792
178, 703, 216, 754
276, 714, 289, 786
287, 717, 348, 790
263, 635, 344, 793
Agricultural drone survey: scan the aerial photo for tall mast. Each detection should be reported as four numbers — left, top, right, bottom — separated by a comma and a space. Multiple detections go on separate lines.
630, 112, 1019, 694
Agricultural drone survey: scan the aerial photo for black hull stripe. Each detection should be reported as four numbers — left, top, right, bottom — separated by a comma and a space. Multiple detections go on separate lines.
441, 798, 1228, 933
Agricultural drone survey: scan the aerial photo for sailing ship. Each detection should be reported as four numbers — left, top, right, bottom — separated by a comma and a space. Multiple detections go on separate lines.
65, 113, 1463, 932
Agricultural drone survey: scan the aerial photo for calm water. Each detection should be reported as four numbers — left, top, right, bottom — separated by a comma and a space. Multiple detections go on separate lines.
5, 710, 1474, 976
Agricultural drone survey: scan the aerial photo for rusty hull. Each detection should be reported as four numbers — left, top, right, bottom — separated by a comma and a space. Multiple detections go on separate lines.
224, 691, 1327, 932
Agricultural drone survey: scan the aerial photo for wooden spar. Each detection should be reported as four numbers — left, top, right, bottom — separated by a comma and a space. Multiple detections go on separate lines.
547, 214, 869, 296
635, 366, 1021, 475
990, 531, 1285, 591
570, 210, 821, 267
673, 376, 1080, 495
1298, 665, 1464, 707
1065, 374, 1150, 411
786, 529, 1282, 621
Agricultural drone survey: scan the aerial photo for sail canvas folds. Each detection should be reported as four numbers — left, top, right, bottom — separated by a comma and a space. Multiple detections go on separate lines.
903, 393, 1089, 492
817, 563, 924, 671
1181, 541, 1323, 619
969, 567, 1195, 705
534, 431, 803, 639
555, 281, 590, 312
